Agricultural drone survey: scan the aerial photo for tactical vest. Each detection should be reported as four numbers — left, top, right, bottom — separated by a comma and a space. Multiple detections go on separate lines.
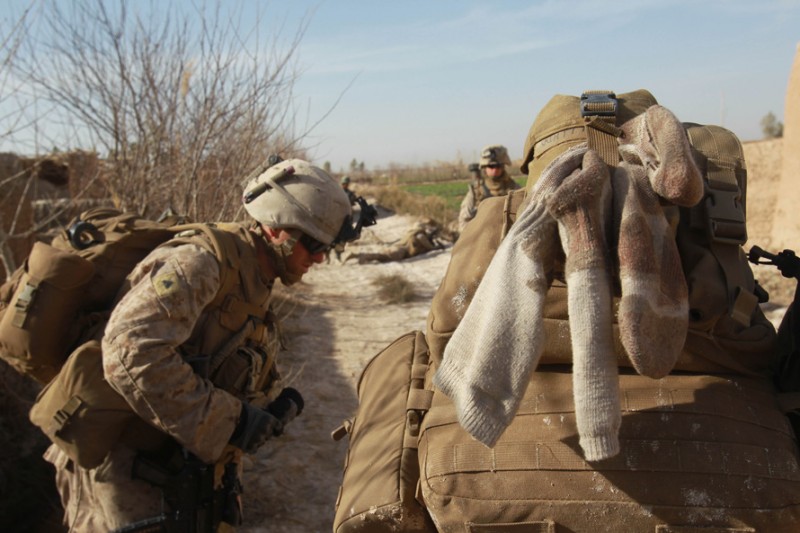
28, 223, 282, 469
471, 174, 519, 205
165, 223, 280, 399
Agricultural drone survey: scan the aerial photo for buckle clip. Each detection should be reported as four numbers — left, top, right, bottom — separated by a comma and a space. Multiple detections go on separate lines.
705, 188, 747, 245
580, 91, 618, 117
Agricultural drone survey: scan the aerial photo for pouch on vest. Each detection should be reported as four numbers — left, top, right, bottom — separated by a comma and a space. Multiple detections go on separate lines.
0, 242, 95, 383
29, 340, 137, 469
332, 330, 436, 533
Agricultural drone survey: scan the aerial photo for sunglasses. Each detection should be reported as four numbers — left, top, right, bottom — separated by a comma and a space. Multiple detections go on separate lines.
299, 233, 332, 255
485, 164, 502, 169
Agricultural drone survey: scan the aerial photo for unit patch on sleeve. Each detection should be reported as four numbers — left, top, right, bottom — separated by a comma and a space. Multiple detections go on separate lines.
153, 271, 182, 297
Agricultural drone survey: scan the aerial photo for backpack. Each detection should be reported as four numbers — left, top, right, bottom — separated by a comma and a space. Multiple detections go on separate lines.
0, 207, 245, 468
419, 92, 798, 531
332, 331, 436, 533
0, 208, 191, 383
338, 90, 800, 531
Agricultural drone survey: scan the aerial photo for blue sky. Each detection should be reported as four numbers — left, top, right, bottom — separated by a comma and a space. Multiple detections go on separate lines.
286, 0, 800, 171
4, 0, 800, 172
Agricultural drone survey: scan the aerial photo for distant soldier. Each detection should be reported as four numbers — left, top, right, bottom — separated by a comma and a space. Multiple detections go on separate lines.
347, 218, 454, 264
458, 144, 521, 230
341, 175, 358, 206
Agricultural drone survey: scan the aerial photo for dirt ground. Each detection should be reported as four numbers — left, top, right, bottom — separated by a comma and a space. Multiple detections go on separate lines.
0, 139, 791, 532
239, 212, 452, 532
236, 138, 795, 532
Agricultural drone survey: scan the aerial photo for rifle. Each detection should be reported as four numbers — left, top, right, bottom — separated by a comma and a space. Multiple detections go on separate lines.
113, 450, 238, 533
748, 245, 800, 433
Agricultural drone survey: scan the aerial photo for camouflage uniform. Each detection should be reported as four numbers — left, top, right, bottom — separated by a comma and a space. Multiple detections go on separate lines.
457, 172, 521, 230
458, 145, 521, 231
351, 222, 450, 264
45, 227, 277, 531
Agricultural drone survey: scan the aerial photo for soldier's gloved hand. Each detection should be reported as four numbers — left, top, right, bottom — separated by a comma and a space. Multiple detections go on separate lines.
266, 387, 304, 435
229, 402, 284, 454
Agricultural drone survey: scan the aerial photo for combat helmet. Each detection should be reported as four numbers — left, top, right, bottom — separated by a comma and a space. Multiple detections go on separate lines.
479, 144, 512, 168
242, 158, 352, 246
520, 89, 658, 188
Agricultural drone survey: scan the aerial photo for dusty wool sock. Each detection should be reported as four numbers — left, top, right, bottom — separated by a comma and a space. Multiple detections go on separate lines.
622, 105, 705, 207
434, 146, 587, 448
546, 149, 620, 461
614, 106, 704, 378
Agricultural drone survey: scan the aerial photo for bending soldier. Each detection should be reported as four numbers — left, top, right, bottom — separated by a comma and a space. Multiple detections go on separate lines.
457, 144, 521, 231
43, 159, 356, 532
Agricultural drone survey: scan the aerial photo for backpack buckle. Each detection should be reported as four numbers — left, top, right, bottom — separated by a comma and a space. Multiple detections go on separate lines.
580, 91, 617, 117
705, 188, 747, 245
12, 282, 38, 328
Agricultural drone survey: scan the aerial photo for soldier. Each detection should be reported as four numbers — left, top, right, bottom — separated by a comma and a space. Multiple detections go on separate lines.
43, 159, 360, 532
347, 217, 453, 264
457, 144, 521, 231
340, 175, 358, 206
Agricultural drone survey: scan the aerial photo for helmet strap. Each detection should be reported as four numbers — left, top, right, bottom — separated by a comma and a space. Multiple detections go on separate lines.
252, 224, 302, 285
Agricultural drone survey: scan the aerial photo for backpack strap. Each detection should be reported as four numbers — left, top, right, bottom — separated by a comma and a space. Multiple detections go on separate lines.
580, 90, 624, 167
501, 189, 527, 239
171, 223, 241, 309
685, 124, 756, 327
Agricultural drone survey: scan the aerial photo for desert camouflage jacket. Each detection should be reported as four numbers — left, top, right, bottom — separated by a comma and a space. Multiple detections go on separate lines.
102, 227, 275, 464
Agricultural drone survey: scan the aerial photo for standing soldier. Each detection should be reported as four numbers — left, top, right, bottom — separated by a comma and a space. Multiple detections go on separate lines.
43, 159, 364, 532
340, 175, 358, 206
457, 144, 521, 230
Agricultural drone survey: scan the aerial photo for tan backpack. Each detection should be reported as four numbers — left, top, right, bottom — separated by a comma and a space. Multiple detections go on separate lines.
332, 331, 436, 533
336, 90, 799, 532
0, 208, 184, 383
0, 207, 250, 468
418, 91, 797, 531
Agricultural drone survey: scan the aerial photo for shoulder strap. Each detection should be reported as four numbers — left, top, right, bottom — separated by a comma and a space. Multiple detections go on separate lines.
501, 189, 528, 239
169, 223, 242, 308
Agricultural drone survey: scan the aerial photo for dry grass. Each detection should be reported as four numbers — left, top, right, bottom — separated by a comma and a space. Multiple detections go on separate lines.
373, 274, 418, 304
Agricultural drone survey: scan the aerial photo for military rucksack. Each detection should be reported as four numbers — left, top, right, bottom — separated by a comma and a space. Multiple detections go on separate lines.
332, 331, 436, 533
0, 207, 257, 468
336, 90, 800, 531
0, 207, 233, 383
419, 91, 797, 531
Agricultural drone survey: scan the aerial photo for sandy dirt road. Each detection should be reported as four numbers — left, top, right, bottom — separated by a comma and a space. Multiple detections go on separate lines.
240, 212, 452, 532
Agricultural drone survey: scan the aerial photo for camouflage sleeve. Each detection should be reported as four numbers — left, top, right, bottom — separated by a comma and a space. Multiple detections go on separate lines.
458, 188, 477, 231
102, 244, 241, 464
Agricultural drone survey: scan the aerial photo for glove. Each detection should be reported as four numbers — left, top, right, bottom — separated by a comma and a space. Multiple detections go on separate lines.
266, 387, 304, 429
229, 402, 284, 454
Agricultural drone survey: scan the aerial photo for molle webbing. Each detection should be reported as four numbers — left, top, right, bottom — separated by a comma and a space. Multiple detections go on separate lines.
424, 371, 795, 480
419, 371, 800, 530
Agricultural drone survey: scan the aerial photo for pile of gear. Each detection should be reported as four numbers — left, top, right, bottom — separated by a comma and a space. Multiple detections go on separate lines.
333, 90, 800, 532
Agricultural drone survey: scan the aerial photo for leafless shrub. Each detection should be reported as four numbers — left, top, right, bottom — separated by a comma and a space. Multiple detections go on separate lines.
15, 0, 311, 222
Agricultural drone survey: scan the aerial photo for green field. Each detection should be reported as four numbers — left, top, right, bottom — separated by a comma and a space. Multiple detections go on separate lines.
401, 176, 528, 213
